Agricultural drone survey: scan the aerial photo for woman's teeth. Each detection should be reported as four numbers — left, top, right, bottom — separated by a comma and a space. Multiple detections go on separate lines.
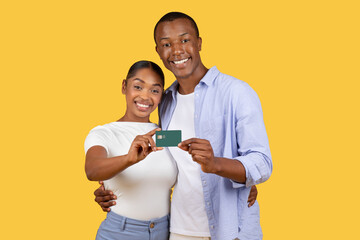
136, 102, 150, 108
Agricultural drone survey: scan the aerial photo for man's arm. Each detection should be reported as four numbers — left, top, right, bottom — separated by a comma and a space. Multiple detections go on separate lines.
178, 84, 272, 186
94, 181, 117, 212
178, 138, 246, 183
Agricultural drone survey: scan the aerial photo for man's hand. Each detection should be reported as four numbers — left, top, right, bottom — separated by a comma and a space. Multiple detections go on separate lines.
178, 138, 220, 173
94, 181, 117, 212
248, 185, 258, 207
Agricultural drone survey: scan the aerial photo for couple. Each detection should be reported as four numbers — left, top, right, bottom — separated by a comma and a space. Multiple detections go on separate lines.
85, 12, 272, 240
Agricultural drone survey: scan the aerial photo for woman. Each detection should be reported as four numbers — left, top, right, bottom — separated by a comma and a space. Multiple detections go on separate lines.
85, 60, 177, 240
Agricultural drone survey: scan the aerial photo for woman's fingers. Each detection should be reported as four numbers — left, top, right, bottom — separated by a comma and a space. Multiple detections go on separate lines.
146, 128, 161, 136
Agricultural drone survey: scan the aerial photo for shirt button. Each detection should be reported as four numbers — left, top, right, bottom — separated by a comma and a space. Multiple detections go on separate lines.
203, 180, 206, 185
207, 202, 210, 206
150, 222, 155, 228
211, 225, 214, 229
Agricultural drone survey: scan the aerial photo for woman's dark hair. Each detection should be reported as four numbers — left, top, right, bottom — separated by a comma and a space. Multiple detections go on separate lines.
154, 12, 199, 43
126, 60, 165, 87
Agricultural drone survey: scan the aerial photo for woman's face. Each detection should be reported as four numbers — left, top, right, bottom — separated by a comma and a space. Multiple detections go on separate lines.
122, 68, 163, 122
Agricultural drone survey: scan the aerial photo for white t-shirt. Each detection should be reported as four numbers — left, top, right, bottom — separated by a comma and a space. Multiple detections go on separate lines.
168, 92, 211, 237
84, 121, 178, 221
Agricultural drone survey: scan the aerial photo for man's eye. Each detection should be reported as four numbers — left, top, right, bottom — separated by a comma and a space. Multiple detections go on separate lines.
151, 89, 160, 94
182, 39, 189, 43
134, 85, 142, 90
163, 43, 170, 47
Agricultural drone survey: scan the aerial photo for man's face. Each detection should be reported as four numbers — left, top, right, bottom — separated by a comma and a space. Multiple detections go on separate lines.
155, 18, 202, 80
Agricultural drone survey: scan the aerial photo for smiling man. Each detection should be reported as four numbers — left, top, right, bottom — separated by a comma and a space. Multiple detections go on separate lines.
95, 12, 272, 240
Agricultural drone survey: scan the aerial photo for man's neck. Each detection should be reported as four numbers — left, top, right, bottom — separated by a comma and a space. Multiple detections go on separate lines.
177, 65, 208, 94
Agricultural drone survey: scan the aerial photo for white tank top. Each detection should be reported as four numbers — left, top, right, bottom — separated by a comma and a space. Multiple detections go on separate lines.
85, 122, 178, 220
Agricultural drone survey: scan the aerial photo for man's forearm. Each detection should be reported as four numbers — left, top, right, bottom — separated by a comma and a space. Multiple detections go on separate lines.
213, 157, 246, 183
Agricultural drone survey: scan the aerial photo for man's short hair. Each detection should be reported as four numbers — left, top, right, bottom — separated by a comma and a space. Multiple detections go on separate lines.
154, 12, 200, 44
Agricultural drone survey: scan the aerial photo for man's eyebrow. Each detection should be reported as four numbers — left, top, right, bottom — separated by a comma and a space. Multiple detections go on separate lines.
159, 33, 188, 41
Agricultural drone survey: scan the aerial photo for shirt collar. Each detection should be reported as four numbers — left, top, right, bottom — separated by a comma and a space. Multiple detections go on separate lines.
200, 66, 220, 86
165, 66, 220, 96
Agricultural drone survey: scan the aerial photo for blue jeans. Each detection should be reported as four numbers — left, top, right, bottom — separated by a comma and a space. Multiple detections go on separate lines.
96, 211, 170, 240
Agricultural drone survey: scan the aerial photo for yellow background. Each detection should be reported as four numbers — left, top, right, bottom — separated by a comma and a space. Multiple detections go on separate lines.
1, 0, 359, 239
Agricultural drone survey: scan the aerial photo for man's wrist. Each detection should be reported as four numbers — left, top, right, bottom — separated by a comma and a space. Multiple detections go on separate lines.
213, 157, 223, 175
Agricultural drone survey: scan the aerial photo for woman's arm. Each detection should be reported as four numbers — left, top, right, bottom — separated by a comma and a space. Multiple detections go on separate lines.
85, 146, 131, 181
85, 128, 162, 181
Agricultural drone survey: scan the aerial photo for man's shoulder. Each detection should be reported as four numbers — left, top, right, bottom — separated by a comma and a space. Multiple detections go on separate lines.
214, 70, 254, 94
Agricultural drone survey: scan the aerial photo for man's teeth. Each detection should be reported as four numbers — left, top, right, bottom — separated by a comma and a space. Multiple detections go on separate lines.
137, 103, 149, 108
173, 58, 189, 64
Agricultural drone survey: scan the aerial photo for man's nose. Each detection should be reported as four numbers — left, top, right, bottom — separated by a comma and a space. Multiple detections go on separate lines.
171, 42, 184, 55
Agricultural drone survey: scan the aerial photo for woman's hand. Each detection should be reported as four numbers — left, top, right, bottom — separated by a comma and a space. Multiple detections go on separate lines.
126, 128, 163, 165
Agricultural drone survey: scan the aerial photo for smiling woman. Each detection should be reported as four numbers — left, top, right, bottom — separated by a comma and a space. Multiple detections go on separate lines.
84, 60, 177, 240
120, 66, 163, 122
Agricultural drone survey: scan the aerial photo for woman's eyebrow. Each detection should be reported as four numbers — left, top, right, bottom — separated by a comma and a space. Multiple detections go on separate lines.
132, 78, 145, 83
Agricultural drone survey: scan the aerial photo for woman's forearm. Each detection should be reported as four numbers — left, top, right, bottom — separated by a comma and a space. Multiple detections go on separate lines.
86, 154, 131, 181
85, 146, 133, 181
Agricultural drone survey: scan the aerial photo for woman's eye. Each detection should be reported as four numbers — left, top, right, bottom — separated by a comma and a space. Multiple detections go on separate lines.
151, 89, 160, 94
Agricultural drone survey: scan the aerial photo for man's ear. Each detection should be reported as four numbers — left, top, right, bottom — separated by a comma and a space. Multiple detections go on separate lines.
155, 45, 160, 58
122, 79, 127, 94
198, 37, 202, 51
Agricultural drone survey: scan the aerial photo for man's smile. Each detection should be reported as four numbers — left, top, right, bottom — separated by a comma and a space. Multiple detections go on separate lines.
172, 57, 190, 65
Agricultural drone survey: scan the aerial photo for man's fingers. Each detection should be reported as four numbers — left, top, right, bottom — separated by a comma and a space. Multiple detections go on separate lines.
99, 199, 116, 207
248, 199, 255, 207
178, 143, 190, 152
192, 155, 207, 164
94, 187, 114, 197
95, 193, 117, 203
189, 149, 209, 157
99, 200, 116, 211
179, 138, 212, 153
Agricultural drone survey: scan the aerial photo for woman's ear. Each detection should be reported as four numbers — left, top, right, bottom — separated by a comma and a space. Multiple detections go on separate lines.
122, 79, 127, 94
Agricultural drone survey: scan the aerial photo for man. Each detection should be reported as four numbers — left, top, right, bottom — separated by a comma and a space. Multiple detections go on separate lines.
95, 12, 272, 240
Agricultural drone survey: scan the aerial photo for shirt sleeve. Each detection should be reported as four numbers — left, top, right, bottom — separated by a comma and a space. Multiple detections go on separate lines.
84, 126, 110, 155
232, 83, 273, 188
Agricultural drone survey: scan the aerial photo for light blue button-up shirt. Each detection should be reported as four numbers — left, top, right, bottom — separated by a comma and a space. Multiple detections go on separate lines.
159, 66, 272, 240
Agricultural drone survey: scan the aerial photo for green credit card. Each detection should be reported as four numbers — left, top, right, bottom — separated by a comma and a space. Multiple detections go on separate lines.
155, 130, 182, 147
